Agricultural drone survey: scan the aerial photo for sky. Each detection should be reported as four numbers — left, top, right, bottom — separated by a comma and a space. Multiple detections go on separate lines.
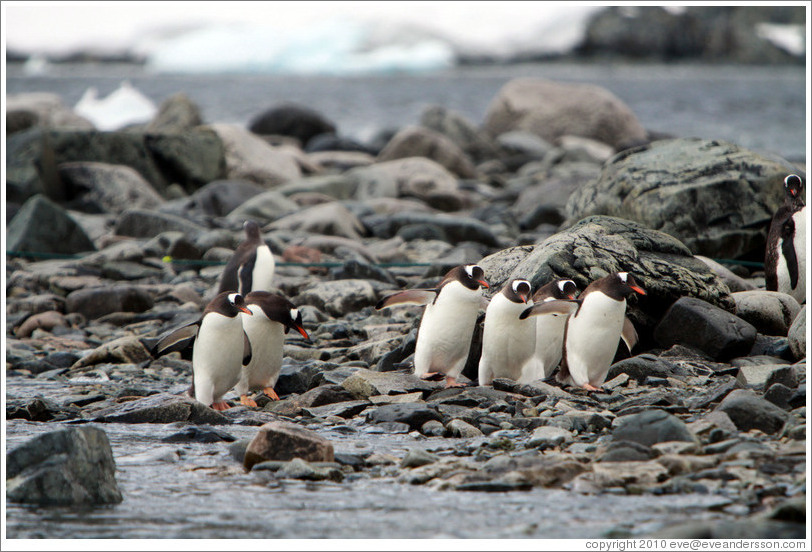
3, 1, 601, 55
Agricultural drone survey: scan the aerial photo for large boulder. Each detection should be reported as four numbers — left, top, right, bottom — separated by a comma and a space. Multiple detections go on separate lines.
6, 426, 122, 506
787, 308, 806, 361
482, 78, 648, 150
145, 92, 203, 133
66, 285, 154, 319
244, 421, 335, 470
420, 105, 500, 163
377, 126, 478, 179
345, 157, 459, 204
248, 103, 336, 147
479, 216, 734, 335
6, 92, 95, 134
184, 179, 266, 217
57, 161, 164, 214
7, 194, 96, 255
564, 138, 799, 259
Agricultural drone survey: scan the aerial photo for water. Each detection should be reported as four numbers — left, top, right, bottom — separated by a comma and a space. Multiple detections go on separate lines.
5, 61, 807, 162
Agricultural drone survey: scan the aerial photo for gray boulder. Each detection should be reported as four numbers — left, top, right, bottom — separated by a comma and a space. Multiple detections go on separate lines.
483, 78, 648, 150
341, 368, 436, 399
206, 123, 302, 186
294, 280, 379, 317
346, 157, 459, 204
226, 190, 299, 224
363, 211, 501, 248
66, 285, 154, 319
730, 290, 801, 336
7, 194, 96, 255
654, 297, 757, 361
185, 179, 266, 217
365, 403, 443, 430
787, 308, 806, 361
268, 202, 366, 240
6, 426, 122, 505
420, 105, 500, 163
479, 216, 734, 332
6, 92, 94, 135
716, 389, 790, 434
91, 393, 228, 424
244, 421, 335, 470
247, 103, 336, 146
145, 92, 203, 133
58, 161, 164, 214
564, 138, 798, 259
115, 209, 207, 239
377, 126, 478, 179
612, 409, 697, 446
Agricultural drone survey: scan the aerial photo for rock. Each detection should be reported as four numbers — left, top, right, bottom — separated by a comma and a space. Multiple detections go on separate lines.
763, 383, 794, 409
612, 409, 697, 446
303, 400, 370, 419
66, 285, 154, 320
420, 105, 500, 163
606, 354, 684, 382
6, 92, 94, 134
730, 291, 801, 336
558, 135, 615, 164
446, 419, 484, 438
653, 297, 757, 361
71, 336, 152, 368
290, 384, 358, 407
206, 123, 301, 186
764, 364, 803, 390
565, 138, 797, 259
161, 425, 236, 443
365, 403, 443, 430
57, 162, 164, 214
685, 376, 743, 410
184, 179, 266, 217
145, 92, 203, 133
695, 256, 757, 292
346, 157, 459, 204
114, 208, 207, 239
91, 393, 228, 424
341, 368, 436, 398
735, 363, 793, 388
6, 426, 122, 506
243, 420, 335, 470
400, 448, 440, 468
7, 397, 73, 421
597, 440, 655, 462
304, 133, 375, 154
480, 216, 734, 334
377, 126, 478, 179
269, 202, 365, 240
14, 310, 70, 338
527, 426, 575, 448
226, 190, 299, 224
273, 458, 343, 482
7, 194, 96, 255
307, 150, 376, 172
247, 103, 336, 146
278, 174, 358, 200
330, 259, 398, 286
295, 279, 378, 317
787, 308, 805, 361
483, 78, 648, 150
363, 211, 500, 248
581, 460, 669, 490
716, 389, 790, 434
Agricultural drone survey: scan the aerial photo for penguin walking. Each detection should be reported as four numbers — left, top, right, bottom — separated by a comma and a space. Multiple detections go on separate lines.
521, 279, 579, 383
765, 174, 806, 304
218, 220, 276, 295
152, 292, 252, 410
236, 291, 309, 407
521, 272, 644, 391
478, 279, 536, 386
377, 264, 489, 388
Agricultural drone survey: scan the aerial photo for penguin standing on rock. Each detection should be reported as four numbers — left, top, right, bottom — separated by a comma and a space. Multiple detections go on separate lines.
236, 291, 309, 407
218, 220, 276, 295
765, 174, 806, 304
521, 272, 644, 392
152, 292, 253, 410
478, 279, 536, 386
521, 279, 579, 383
376, 264, 489, 388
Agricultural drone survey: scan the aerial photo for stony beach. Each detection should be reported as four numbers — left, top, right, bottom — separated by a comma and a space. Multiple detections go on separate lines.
5, 69, 807, 540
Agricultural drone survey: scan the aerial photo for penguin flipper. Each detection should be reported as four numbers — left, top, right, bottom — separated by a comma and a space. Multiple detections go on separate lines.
520, 299, 579, 320
621, 317, 638, 353
376, 289, 438, 309
243, 331, 252, 366
151, 322, 200, 357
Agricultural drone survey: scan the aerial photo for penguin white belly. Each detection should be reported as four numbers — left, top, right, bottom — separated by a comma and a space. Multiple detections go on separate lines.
521, 313, 568, 382
236, 309, 285, 395
479, 296, 536, 384
414, 284, 481, 379
776, 210, 806, 304
565, 295, 626, 387
192, 314, 245, 405
251, 245, 276, 292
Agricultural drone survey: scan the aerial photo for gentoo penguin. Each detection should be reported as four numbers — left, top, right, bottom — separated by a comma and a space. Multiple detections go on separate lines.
765, 174, 806, 304
376, 264, 489, 388
218, 220, 276, 295
520, 279, 579, 383
478, 279, 536, 386
152, 292, 252, 410
521, 272, 644, 391
236, 291, 309, 407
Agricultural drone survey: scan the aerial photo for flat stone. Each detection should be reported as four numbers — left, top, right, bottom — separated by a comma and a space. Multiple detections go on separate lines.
716, 389, 790, 434
612, 409, 697, 446
244, 421, 335, 470
365, 403, 442, 430
527, 426, 575, 448
90, 393, 227, 425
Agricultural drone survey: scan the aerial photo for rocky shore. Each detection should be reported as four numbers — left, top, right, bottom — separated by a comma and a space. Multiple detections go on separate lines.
5, 74, 807, 539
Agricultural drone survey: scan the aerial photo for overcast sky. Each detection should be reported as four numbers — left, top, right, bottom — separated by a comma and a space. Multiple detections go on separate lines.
3, 1, 599, 54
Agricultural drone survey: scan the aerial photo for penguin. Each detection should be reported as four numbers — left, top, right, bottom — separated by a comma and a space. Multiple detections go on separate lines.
765, 174, 806, 304
236, 291, 309, 407
520, 279, 579, 383
376, 264, 489, 388
521, 272, 644, 391
152, 292, 252, 410
218, 220, 276, 295
478, 279, 536, 386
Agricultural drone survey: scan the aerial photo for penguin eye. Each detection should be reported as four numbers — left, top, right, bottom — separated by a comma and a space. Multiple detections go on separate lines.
289, 308, 299, 321
617, 272, 628, 283
227, 293, 241, 305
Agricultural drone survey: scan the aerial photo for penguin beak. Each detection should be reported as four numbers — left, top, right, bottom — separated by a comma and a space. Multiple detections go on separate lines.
477, 279, 490, 289
294, 325, 310, 340
630, 285, 646, 296
239, 306, 253, 315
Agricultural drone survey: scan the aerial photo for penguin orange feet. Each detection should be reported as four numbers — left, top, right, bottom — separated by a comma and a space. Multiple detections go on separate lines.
581, 383, 602, 392
239, 395, 258, 407
211, 401, 232, 411
444, 377, 466, 388
263, 387, 280, 401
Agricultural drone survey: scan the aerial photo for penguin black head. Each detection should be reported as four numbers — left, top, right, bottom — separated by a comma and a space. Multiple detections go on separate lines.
243, 220, 262, 241
784, 174, 805, 210
244, 291, 309, 339
532, 279, 579, 302
447, 264, 489, 291
504, 279, 532, 303
605, 272, 646, 300
207, 291, 252, 317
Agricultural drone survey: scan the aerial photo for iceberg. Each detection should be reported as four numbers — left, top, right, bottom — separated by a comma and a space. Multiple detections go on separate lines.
74, 81, 158, 130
